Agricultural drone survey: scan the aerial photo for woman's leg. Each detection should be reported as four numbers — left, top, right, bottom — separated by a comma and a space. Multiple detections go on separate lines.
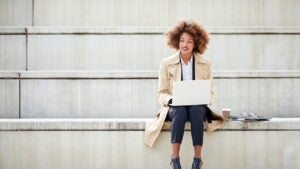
194, 145, 202, 158
188, 105, 206, 158
172, 143, 181, 158
167, 106, 188, 158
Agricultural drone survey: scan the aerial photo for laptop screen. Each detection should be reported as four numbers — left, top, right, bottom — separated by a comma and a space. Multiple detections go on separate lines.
171, 80, 211, 106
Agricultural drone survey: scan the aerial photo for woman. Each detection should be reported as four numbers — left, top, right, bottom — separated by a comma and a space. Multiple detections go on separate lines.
144, 20, 224, 169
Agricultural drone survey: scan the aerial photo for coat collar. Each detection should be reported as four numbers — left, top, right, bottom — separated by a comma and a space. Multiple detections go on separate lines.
167, 52, 209, 81
168, 52, 180, 65
195, 53, 209, 64
168, 51, 208, 65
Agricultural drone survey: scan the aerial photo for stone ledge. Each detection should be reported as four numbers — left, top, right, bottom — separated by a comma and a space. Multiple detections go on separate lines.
212, 70, 300, 78
1, 70, 299, 79
0, 72, 19, 79
0, 27, 25, 34
26, 26, 300, 34
0, 118, 299, 131
1, 26, 300, 34
19, 71, 157, 79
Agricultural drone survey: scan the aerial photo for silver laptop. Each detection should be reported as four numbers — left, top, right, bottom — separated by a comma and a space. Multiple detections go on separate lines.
170, 80, 211, 106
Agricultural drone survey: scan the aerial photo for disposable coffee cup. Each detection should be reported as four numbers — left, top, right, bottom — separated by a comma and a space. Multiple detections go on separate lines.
222, 108, 231, 120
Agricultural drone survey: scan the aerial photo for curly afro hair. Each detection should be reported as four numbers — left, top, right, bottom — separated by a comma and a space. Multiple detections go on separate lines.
165, 19, 210, 54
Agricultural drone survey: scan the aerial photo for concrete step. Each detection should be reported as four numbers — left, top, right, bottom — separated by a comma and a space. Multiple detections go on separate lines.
3, 26, 300, 34
1, 71, 299, 118
1, 26, 299, 71
1, 70, 300, 78
1, 0, 299, 27
1, 118, 300, 131
0, 118, 299, 169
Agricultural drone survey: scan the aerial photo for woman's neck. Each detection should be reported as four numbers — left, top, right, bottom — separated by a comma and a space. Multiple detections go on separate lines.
180, 52, 193, 64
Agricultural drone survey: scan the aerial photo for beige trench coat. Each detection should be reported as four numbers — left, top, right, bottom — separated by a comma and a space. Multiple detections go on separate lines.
144, 52, 224, 147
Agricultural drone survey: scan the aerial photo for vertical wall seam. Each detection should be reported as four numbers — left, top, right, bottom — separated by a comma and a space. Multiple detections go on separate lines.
25, 28, 28, 71
18, 73, 21, 118
32, 0, 34, 26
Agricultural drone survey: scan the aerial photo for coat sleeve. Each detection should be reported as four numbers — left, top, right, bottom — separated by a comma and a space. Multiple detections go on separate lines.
157, 59, 172, 106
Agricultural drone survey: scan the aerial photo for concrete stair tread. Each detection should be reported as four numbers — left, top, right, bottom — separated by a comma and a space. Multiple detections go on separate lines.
1, 26, 300, 34
0, 118, 299, 131
1, 70, 300, 79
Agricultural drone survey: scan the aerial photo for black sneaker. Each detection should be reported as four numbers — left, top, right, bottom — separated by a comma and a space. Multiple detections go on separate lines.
191, 158, 203, 169
170, 157, 181, 169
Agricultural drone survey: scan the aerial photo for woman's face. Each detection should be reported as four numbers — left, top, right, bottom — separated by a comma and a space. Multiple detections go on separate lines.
179, 32, 195, 56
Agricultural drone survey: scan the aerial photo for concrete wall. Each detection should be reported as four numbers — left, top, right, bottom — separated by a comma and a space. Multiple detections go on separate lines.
0, 1, 299, 169
213, 78, 300, 117
1, 0, 299, 27
0, 30, 298, 71
27, 34, 171, 71
0, 118, 299, 169
0, 35, 26, 71
1, 31, 299, 71
0, 0, 32, 26
20, 79, 158, 118
0, 80, 19, 118
0, 0, 299, 119
27, 34, 300, 71
1, 71, 299, 118
2, 131, 299, 169
19, 76, 299, 118
32, 0, 300, 26
207, 34, 300, 70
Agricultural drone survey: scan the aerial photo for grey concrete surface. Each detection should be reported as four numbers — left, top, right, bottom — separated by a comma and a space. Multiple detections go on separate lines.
0, 27, 25, 34
33, 0, 300, 26
0, 35, 26, 71
27, 34, 171, 71
20, 79, 158, 118
20, 71, 158, 79
0, 130, 299, 169
213, 78, 300, 117
27, 34, 300, 71
2, 26, 300, 35
19, 77, 299, 118
18, 70, 300, 79
0, 72, 19, 78
0, 0, 299, 120
0, 0, 32, 26
23, 26, 300, 34
0, 80, 19, 118
207, 34, 300, 70
0, 0, 299, 168
1, 118, 300, 131
212, 70, 300, 78
1, 71, 298, 118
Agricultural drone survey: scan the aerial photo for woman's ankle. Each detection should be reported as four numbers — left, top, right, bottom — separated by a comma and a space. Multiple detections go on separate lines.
172, 154, 180, 159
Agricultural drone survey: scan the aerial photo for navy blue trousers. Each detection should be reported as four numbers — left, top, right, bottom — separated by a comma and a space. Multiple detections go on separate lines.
166, 105, 207, 146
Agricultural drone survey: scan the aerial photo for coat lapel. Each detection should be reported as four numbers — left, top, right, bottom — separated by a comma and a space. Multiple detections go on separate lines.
168, 52, 181, 81
194, 53, 208, 80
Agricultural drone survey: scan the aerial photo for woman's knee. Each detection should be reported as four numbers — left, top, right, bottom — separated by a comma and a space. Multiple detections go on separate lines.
189, 105, 206, 119
189, 105, 206, 114
169, 106, 188, 120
